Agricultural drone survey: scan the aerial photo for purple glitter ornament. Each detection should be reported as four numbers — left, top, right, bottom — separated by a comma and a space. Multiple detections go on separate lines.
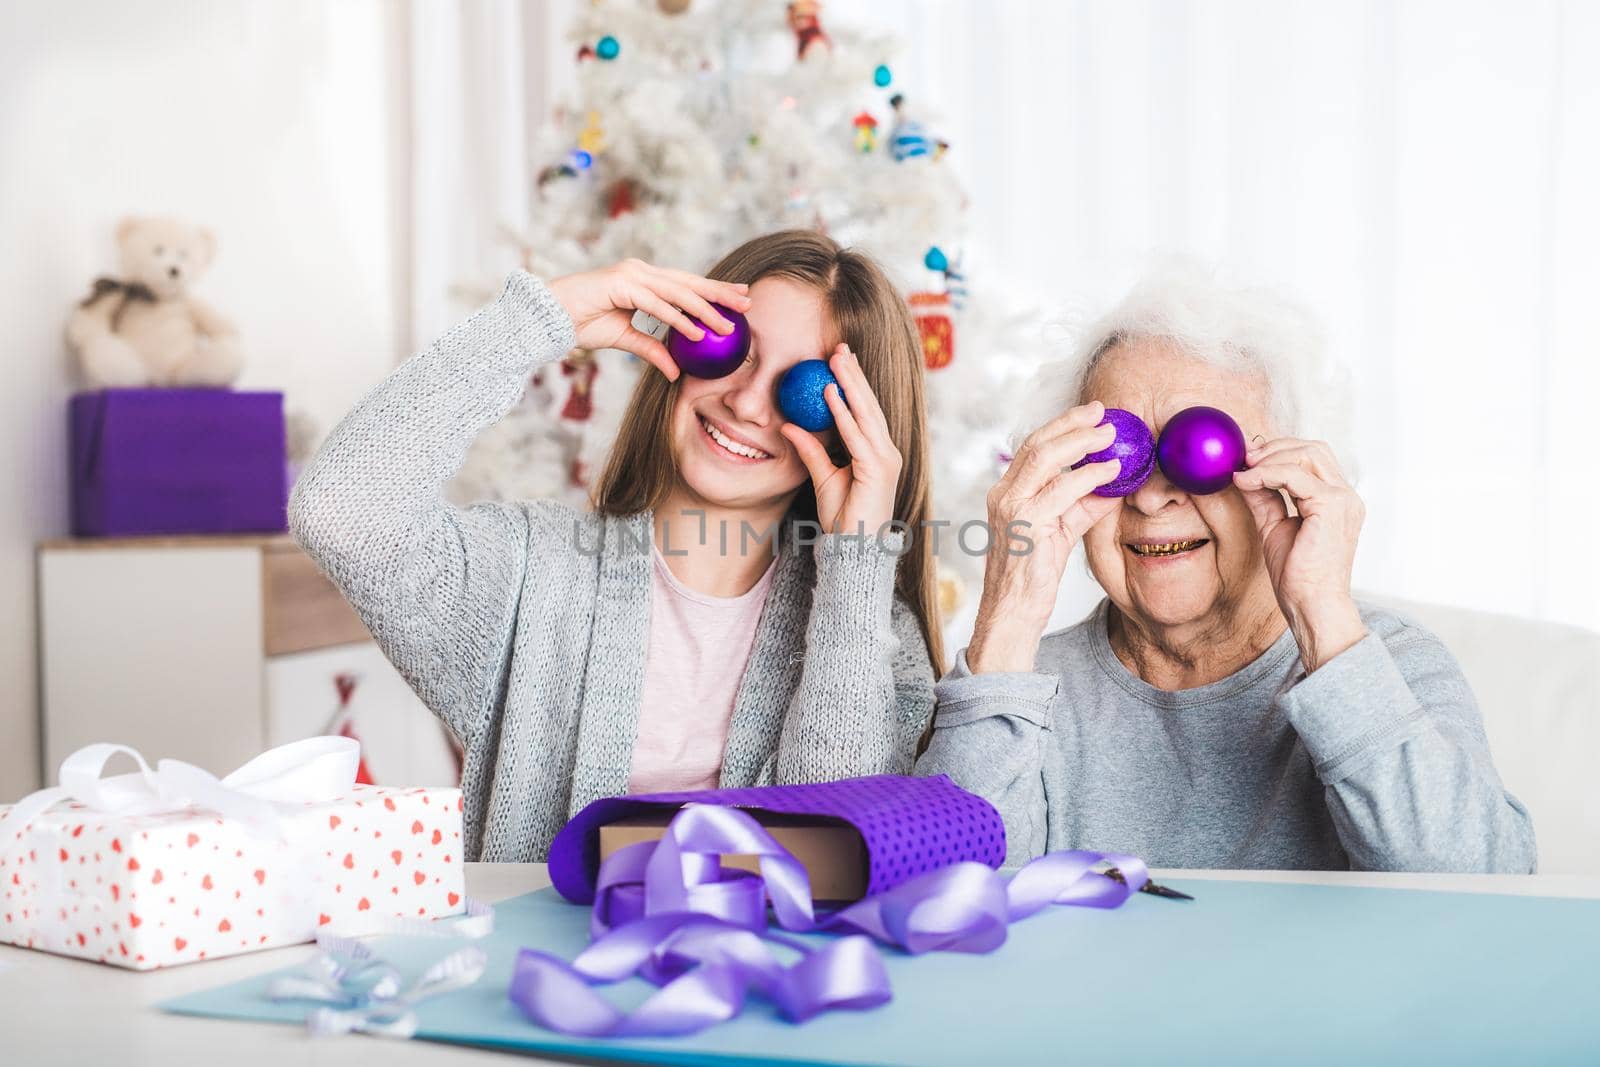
1156, 405, 1248, 495
666, 303, 751, 379
1071, 407, 1156, 498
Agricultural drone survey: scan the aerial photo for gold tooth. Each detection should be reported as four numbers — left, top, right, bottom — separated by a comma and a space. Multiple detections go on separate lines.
1134, 540, 1205, 555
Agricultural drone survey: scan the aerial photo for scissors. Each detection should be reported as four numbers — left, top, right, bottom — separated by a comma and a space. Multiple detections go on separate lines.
1106, 867, 1195, 901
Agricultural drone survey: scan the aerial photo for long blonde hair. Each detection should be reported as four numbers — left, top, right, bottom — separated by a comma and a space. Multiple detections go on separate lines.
592, 229, 943, 675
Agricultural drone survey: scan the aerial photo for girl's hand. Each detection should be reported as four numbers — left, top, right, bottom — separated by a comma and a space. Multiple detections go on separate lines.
1233, 437, 1368, 672
966, 402, 1123, 674
547, 259, 751, 380
780, 343, 902, 538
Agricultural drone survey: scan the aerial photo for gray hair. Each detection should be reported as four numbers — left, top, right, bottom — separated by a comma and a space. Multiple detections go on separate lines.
1024, 261, 1353, 468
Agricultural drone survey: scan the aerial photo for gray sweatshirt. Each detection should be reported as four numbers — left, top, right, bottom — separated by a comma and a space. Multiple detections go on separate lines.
918, 599, 1536, 872
289, 271, 935, 864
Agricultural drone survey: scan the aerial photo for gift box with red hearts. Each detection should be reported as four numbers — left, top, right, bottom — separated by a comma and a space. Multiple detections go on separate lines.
0, 739, 464, 970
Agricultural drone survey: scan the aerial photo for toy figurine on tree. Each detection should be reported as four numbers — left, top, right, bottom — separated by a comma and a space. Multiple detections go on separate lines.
787, 1, 832, 60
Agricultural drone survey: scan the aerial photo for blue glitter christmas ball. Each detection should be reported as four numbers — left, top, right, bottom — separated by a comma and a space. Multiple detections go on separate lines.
596, 35, 620, 60
778, 360, 842, 432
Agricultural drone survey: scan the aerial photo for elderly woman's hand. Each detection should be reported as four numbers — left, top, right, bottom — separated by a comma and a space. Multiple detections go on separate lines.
1234, 437, 1368, 673
967, 402, 1123, 674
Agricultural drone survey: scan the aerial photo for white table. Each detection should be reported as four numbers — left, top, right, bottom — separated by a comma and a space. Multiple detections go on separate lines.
2, 865, 1595, 1067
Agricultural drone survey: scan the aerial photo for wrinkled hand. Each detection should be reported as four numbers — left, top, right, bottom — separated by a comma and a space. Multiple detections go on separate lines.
1234, 437, 1368, 672
547, 258, 751, 380
967, 402, 1123, 674
780, 344, 902, 537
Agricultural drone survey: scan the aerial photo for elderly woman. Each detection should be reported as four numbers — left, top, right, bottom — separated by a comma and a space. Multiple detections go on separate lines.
918, 268, 1536, 873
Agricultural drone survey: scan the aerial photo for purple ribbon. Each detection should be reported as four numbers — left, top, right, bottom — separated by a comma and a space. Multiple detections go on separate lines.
509, 803, 1148, 1038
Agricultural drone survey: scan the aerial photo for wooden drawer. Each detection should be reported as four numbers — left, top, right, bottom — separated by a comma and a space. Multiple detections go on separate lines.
261, 543, 369, 655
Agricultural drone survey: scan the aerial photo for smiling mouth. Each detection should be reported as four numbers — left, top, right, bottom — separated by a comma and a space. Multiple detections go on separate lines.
1127, 539, 1210, 558
700, 416, 773, 461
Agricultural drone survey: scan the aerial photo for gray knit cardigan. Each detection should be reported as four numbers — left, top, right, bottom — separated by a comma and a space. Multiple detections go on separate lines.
289, 271, 936, 862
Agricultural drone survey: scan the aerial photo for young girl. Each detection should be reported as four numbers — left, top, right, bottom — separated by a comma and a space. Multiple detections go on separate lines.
290, 230, 943, 862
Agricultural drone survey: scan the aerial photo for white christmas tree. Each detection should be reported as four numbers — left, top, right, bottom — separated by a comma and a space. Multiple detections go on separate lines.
452, 0, 1055, 628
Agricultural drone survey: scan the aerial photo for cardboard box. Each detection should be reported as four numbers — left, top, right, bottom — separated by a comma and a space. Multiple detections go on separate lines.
599, 811, 868, 902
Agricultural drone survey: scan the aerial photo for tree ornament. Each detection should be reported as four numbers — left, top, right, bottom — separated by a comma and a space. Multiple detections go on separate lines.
559, 351, 599, 422
577, 112, 606, 156
605, 179, 636, 219
887, 93, 932, 161
936, 563, 966, 616
873, 63, 892, 87
537, 161, 580, 188
923, 247, 967, 309
942, 258, 968, 310
778, 359, 841, 431
786, 2, 832, 60
1070, 408, 1156, 497
576, 43, 596, 62
1155, 406, 1247, 495
852, 111, 879, 153
658, 0, 691, 13
944, 267, 968, 310
596, 36, 621, 61
666, 304, 751, 379
908, 292, 954, 370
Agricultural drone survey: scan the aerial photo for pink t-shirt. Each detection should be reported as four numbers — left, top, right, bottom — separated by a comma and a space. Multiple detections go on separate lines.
627, 547, 778, 794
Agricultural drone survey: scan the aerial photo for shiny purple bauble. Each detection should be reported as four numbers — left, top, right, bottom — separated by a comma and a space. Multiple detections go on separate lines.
665, 303, 751, 379
1156, 405, 1248, 495
1071, 407, 1156, 497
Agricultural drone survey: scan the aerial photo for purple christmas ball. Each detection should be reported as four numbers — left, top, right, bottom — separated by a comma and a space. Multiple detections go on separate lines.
1156, 405, 1248, 495
666, 303, 751, 379
1072, 407, 1156, 497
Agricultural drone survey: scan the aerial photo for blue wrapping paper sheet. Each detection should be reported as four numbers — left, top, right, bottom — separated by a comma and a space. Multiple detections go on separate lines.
162, 880, 1600, 1065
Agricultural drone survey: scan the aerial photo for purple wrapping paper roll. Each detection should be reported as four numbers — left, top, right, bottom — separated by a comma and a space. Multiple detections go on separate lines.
548, 774, 1007, 906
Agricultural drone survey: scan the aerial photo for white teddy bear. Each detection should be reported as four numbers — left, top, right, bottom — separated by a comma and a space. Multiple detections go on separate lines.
66, 216, 244, 388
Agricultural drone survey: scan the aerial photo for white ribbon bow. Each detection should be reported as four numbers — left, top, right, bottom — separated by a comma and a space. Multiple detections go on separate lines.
270, 940, 490, 1040
2, 736, 362, 836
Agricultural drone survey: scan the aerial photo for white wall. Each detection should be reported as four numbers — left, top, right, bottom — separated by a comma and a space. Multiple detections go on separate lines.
0, 1, 409, 796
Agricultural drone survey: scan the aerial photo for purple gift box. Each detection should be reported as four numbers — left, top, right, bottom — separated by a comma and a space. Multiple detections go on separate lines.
549, 774, 1008, 906
69, 389, 288, 537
